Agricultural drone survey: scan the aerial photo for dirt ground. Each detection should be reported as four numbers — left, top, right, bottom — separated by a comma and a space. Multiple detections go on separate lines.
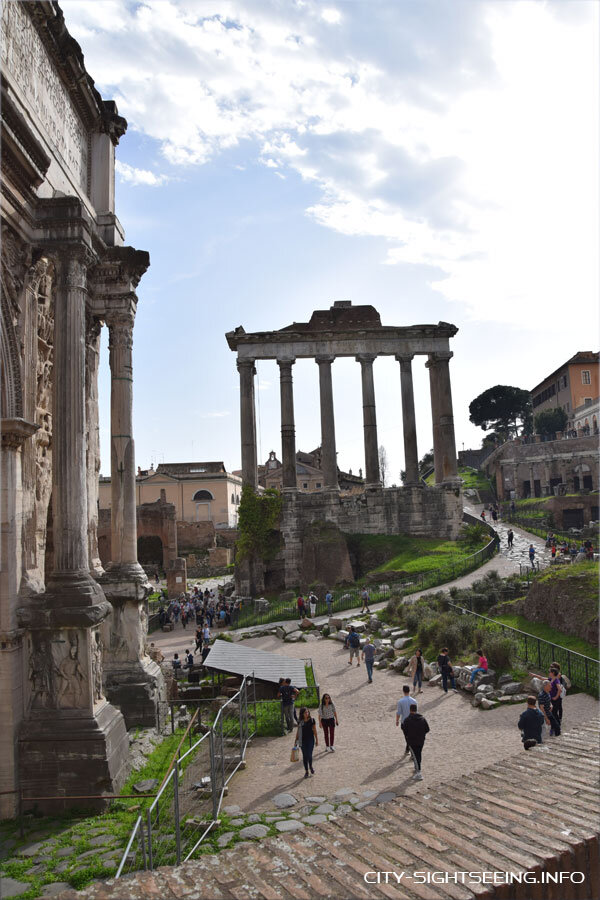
222, 632, 599, 811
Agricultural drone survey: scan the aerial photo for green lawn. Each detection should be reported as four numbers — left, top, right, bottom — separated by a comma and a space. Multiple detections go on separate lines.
492, 614, 599, 660
374, 535, 487, 574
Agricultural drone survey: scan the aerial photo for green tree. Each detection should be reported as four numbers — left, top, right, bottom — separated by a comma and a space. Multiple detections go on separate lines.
469, 386, 532, 437
534, 407, 568, 436
401, 448, 433, 484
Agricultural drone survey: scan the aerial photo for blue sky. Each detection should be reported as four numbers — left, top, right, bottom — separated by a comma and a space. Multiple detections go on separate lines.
62, 0, 598, 481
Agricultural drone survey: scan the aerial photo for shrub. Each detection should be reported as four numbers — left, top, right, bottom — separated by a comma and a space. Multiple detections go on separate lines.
457, 523, 489, 548
474, 626, 518, 672
215, 633, 233, 642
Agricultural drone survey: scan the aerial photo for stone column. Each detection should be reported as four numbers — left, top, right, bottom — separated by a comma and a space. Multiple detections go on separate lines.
356, 353, 380, 487
426, 351, 459, 484
237, 359, 258, 489
316, 356, 338, 489
396, 354, 419, 484
529, 464, 535, 497
105, 310, 141, 574
98, 307, 164, 729
86, 314, 103, 576
277, 358, 297, 490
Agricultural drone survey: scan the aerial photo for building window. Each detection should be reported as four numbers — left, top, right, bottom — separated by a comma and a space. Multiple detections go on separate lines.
584, 397, 593, 406
192, 489, 214, 501
302, 482, 308, 489
582, 370, 591, 384
316, 482, 322, 489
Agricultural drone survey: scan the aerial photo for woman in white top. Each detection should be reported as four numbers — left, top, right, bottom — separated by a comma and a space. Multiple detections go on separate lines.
318, 693, 339, 752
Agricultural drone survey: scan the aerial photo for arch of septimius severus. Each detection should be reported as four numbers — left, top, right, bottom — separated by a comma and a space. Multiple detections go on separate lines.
227, 302, 463, 593
0, 1, 164, 815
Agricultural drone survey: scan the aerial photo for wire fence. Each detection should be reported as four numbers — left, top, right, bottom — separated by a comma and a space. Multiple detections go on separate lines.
446, 602, 599, 696
116, 675, 256, 879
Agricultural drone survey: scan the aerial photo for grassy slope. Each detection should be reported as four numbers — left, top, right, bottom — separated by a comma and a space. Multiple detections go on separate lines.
492, 613, 599, 660
351, 533, 488, 575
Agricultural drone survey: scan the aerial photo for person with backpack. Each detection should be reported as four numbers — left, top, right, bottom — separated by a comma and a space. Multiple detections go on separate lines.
325, 590, 333, 615
401, 704, 430, 781
538, 681, 561, 737
297, 595, 306, 619
346, 626, 361, 666
308, 592, 318, 617
528, 544, 536, 567
518, 696, 545, 748
360, 588, 371, 614
437, 647, 458, 693
407, 648, 425, 694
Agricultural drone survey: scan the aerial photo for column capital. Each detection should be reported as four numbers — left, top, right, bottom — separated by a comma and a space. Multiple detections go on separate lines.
425, 350, 453, 368
277, 357, 296, 368
237, 357, 256, 371
55, 244, 94, 290
395, 353, 414, 365
315, 354, 335, 365
356, 352, 376, 365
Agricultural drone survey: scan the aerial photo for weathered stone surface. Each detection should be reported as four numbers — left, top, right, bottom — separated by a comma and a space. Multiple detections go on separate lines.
302, 814, 328, 825
375, 791, 396, 803
498, 674, 514, 686
314, 803, 335, 814
40, 883, 72, 898
132, 778, 158, 793
284, 631, 305, 643
429, 674, 442, 686
0, 879, 30, 898
217, 832, 235, 848
246, 813, 261, 823
305, 795, 326, 802
272, 792, 298, 808
500, 682, 523, 695
394, 637, 412, 650
222, 804, 242, 815
239, 824, 269, 840
480, 698, 498, 710
275, 820, 305, 833
229, 818, 244, 827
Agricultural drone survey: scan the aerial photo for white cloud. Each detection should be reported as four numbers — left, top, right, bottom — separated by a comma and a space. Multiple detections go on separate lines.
115, 160, 170, 186
200, 411, 231, 418
67, 0, 598, 328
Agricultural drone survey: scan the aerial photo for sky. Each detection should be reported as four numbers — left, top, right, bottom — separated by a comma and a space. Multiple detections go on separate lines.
61, 0, 599, 482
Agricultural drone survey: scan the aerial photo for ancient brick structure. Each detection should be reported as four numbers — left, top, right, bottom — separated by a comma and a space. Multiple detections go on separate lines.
485, 434, 598, 500
0, 1, 162, 814
227, 302, 462, 592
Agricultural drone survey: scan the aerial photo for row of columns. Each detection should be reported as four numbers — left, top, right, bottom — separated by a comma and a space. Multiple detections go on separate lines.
238, 351, 458, 491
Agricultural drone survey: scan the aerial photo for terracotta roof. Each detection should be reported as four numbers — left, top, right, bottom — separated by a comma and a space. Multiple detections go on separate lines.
531, 351, 599, 393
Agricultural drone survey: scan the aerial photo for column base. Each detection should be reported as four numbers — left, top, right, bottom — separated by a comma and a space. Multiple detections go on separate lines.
103, 657, 166, 730
19, 700, 129, 814
17, 571, 111, 630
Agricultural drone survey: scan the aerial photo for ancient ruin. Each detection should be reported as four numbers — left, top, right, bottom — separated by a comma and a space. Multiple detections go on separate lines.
227, 302, 463, 592
0, 1, 163, 814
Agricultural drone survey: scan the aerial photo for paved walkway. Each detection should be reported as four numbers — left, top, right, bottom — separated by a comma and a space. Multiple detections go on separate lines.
152, 507, 551, 660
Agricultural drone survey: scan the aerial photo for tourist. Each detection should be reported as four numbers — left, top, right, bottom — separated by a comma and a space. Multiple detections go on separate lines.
551, 544, 557, 560
148, 643, 164, 664
528, 544, 536, 566
346, 626, 361, 666
469, 648, 488, 684
172, 653, 182, 677
155, 571, 160, 584
407, 648, 425, 694
396, 684, 417, 757
492, 508, 498, 525
158, 606, 166, 627
295, 706, 318, 778
203, 624, 211, 647
325, 589, 333, 615
200, 644, 211, 666
181, 606, 188, 629
401, 704, 430, 781
507, 529, 514, 549
362, 637, 375, 683
278, 677, 299, 732
518, 696, 545, 748
360, 588, 371, 614
184, 649, 194, 669
549, 665, 565, 724
194, 628, 203, 653
297, 595, 306, 619
510, 500, 516, 515
437, 647, 458, 693
318, 693, 339, 751
480, 509, 486, 522
538, 680, 561, 736
308, 592, 318, 617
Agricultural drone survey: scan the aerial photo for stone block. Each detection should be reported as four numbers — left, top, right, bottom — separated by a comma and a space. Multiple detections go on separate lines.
347, 620, 367, 632
284, 632, 304, 643
328, 617, 343, 629
239, 824, 269, 840
336, 630, 349, 642
480, 698, 498, 710
394, 637, 412, 650
429, 674, 442, 687
275, 820, 305, 833
272, 792, 298, 808
500, 682, 524, 695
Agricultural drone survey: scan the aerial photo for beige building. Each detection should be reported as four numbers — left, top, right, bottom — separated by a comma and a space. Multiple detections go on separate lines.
257, 448, 365, 493
99, 461, 242, 527
531, 351, 599, 429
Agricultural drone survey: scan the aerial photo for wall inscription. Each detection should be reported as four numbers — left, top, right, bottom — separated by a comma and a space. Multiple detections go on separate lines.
1, 1, 88, 193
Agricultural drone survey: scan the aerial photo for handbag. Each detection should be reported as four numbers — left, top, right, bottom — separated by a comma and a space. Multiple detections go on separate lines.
290, 744, 300, 763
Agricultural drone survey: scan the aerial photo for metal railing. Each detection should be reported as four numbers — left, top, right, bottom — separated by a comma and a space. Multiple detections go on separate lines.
116, 675, 256, 879
447, 602, 599, 695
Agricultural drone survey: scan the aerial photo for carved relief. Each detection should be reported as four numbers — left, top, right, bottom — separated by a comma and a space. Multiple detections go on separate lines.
28, 638, 55, 709
0, 226, 30, 419
56, 637, 86, 708
91, 631, 104, 703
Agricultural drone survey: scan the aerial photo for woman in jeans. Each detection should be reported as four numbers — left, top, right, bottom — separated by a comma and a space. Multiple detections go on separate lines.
407, 648, 425, 694
318, 694, 339, 752
295, 706, 318, 777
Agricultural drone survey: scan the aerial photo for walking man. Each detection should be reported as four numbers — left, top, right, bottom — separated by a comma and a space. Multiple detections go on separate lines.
528, 544, 536, 567
518, 696, 544, 749
362, 637, 375, 683
278, 677, 299, 732
325, 589, 333, 615
437, 647, 458, 693
360, 588, 371, 614
346, 626, 361, 667
401, 704, 430, 781
396, 684, 417, 757
507, 529, 514, 549
538, 681, 561, 737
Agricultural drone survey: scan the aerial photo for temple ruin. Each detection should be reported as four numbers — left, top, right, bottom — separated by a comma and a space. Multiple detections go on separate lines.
226, 302, 463, 592
0, 1, 163, 815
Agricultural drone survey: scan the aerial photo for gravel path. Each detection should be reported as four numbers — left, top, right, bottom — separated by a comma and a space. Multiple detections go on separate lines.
224, 632, 598, 812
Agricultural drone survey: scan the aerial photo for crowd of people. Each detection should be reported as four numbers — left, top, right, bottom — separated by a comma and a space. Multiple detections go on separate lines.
158, 587, 241, 632
545, 533, 595, 563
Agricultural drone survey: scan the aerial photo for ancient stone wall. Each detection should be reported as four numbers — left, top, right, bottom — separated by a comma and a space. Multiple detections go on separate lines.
176, 520, 216, 551
485, 434, 598, 499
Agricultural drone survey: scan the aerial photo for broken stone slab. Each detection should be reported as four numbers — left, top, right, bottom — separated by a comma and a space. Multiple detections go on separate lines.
361, 789, 378, 799
275, 820, 305, 833
302, 814, 328, 825
284, 632, 305, 643
393, 637, 412, 650
17, 841, 48, 857
222, 804, 242, 815
500, 682, 524, 695
275, 621, 300, 637
347, 620, 367, 633
429, 674, 442, 687
389, 629, 408, 638
333, 787, 356, 799
477, 684, 494, 694
480, 698, 498, 710
40, 883, 72, 898
305, 795, 326, 802
328, 617, 343, 629
336, 630, 349, 642
239, 824, 269, 840
299, 618, 315, 630
472, 694, 483, 707
246, 814, 261, 823
272, 792, 298, 808
217, 832, 235, 848
132, 778, 158, 794
497, 674, 514, 686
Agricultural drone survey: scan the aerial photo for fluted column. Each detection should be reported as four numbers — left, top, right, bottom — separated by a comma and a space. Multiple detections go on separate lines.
396, 354, 419, 484
356, 353, 380, 487
426, 351, 459, 484
106, 309, 141, 572
316, 356, 338, 489
238, 358, 258, 489
277, 358, 297, 490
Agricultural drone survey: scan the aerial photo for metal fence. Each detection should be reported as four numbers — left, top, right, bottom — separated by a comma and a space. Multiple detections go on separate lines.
447, 602, 599, 695
116, 675, 256, 879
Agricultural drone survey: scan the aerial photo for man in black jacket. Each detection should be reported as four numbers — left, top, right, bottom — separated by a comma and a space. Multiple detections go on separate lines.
401, 704, 430, 781
437, 647, 458, 693
518, 696, 544, 749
